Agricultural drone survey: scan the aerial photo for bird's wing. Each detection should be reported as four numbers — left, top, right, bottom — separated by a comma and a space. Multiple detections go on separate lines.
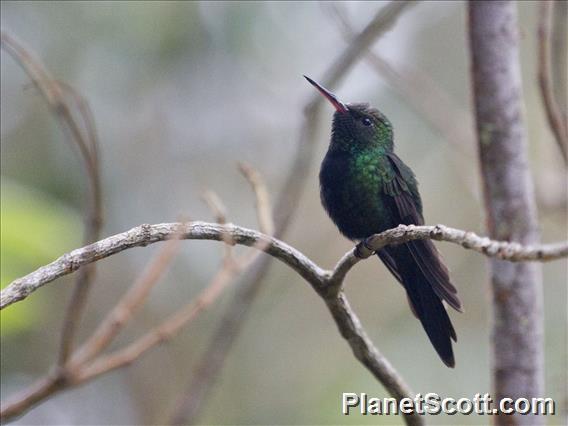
382, 153, 462, 312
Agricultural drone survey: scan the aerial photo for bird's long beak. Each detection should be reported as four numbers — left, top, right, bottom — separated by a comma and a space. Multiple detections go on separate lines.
304, 75, 348, 114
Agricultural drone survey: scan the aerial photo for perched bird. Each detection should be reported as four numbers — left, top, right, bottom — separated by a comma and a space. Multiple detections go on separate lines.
305, 76, 462, 367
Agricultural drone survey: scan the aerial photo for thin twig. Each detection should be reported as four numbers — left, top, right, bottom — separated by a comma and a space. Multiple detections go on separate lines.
310, 0, 416, 115
167, 164, 274, 425
201, 190, 234, 262
54, 78, 103, 369
0, 374, 65, 422
75, 256, 245, 383
326, 292, 418, 410
538, 0, 568, 163
0, 33, 92, 165
70, 230, 184, 367
238, 162, 274, 236
0, 31, 104, 364
325, 2, 474, 159
56, 81, 100, 167
79, 235, 269, 389
200, 191, 228, 225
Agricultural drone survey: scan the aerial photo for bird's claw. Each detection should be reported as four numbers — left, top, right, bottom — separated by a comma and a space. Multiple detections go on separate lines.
355, 238, 375, 258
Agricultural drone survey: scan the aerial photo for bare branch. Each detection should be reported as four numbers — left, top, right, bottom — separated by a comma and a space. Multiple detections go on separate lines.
70, 232, 183, 367
54, 81, 103, 368
0, 374, 65, 422
0, 33, 92, 165
325, 2, 475, 159
1, 31, 104, 364
328, 223, 567, 298
201, 190, 234, 262
311, 0, 416, 110
238, 162, 274, 236
0, 222, 324, 310
169, 163, 274, 424
200, 191, 228, 225
78, 236, 268, 388
538, 0, 568, 163
362, 224, 566, 262
2, 222, 565, 311
325, 292, 419, 423
75, 258, 242, 383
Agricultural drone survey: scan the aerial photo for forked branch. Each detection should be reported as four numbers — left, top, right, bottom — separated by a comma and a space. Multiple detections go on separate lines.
2, 222, 566, 311
2, 221, 566, 425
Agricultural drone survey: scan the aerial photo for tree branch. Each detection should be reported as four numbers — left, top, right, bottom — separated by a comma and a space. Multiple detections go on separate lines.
325, 292, 416, 403
0, 31, 104, 365
469, 2, 546, 424
201, 190, 235, 261
2, 222, 565, 311
238, 162, 274, 236
324, 2, 475, 159
70, 232, 184, 367
0, 374, 65, 423
74, 254, 248, 384
0, 222, 323, 311
327, 224, 566, 299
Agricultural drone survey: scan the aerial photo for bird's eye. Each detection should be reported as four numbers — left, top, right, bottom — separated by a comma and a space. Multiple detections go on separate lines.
361, 117, 373, 127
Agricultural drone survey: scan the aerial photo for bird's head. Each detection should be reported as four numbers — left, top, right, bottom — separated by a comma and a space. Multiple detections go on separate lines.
304, 75, 393, 152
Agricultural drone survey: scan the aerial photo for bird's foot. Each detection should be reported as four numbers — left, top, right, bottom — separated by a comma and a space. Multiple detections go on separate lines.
355, 238, 375, 258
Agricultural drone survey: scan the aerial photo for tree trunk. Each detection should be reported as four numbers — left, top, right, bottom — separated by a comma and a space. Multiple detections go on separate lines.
468, 2, 544, 425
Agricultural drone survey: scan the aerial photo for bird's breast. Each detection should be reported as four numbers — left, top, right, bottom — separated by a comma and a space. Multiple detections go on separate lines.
319, 150, 393, 240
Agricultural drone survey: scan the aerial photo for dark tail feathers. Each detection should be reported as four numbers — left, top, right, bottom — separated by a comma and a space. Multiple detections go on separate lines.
379, 242, 460, 368
405, 271, 457, 367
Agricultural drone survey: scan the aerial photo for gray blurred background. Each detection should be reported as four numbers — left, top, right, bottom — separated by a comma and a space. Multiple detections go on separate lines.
1, 1, 566, 425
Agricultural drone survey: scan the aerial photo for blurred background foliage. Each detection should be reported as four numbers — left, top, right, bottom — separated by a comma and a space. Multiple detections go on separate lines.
1, 1, 566, 425
1, 179, 81, 335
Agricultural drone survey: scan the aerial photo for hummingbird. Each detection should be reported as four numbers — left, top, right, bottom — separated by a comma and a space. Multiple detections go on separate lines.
305, 76, 462, 367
